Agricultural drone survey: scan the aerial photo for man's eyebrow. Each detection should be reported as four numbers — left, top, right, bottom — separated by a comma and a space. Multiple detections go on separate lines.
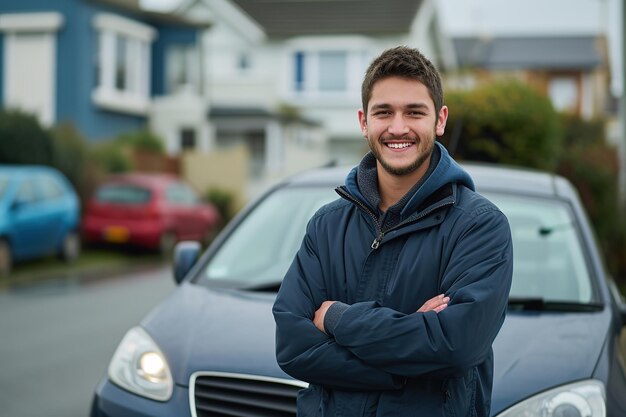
370, 103, 392, 111
369, 103, 430, 111
406, 103, 430, 111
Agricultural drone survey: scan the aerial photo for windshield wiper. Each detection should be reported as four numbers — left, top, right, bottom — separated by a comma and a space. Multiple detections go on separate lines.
508, 297, 603, 312
242, 281, 283, 292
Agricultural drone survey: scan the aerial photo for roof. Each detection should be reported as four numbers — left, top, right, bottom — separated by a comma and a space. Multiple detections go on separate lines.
209, 106, 321, 126
229, 0, 424, 37
453, 36, 603, 70
90, 0, 209, 28
285, 161, 564, 198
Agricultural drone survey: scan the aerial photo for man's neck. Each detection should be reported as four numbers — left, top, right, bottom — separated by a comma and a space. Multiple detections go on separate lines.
377, 160, 430, 212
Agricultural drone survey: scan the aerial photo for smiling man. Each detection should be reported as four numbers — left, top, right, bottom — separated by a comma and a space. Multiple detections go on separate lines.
273, 46, 513, 416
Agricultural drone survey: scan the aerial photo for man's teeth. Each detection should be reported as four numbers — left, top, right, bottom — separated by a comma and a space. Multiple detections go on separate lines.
386, 143, 412, 149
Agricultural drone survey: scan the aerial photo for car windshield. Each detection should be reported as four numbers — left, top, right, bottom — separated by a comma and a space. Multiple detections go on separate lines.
95, 184, 151, 204
199, 186, 337, 288
485, 192, 594, 304
197, 186, 594, 304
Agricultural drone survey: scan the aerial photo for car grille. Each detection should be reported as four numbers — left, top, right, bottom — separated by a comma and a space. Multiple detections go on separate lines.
191, 372, 308, 417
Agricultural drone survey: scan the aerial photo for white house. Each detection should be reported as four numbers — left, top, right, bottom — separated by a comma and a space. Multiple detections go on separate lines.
166, 0, 456, 194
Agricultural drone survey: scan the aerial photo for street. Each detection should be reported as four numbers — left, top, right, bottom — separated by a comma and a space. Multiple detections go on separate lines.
0, 266, 175, 417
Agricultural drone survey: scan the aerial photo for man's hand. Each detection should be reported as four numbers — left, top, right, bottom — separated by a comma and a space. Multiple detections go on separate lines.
313, 300, 336, 334
313, 295, 447, 334
417, 294, 449, 313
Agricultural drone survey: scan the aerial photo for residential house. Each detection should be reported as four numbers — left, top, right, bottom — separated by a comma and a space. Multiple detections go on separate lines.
173, 0, 456, 194
451, 35, 610, 119
0, 0, 208, 145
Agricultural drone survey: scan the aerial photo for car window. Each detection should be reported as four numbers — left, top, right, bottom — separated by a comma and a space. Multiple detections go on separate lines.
37, 175, 65, 200
166, 183, 199, 205
96, 184, 151, 204
0, 176, 8, 199
486, 192, 594, 304
200, 186, 337, 287
15, 179, 38, 205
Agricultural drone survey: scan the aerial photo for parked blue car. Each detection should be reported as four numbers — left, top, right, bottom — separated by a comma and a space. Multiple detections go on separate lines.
91, 163, 626, 417
0, 165, 81, 276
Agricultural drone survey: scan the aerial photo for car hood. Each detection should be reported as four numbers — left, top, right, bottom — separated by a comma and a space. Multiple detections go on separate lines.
491, 310, 610, 415
141, 282, 287, 386
142, 283, 611, 411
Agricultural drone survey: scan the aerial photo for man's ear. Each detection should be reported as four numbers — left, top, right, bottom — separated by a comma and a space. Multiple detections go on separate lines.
358, 109, 368, 138
436, 105, 448, 137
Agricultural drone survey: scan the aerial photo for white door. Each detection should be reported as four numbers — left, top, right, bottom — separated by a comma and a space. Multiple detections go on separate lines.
4, 32, 56, 126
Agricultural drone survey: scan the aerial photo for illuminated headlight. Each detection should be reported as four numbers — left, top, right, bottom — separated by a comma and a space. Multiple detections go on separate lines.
496, 380, 605, 417
108, 326, 173, 401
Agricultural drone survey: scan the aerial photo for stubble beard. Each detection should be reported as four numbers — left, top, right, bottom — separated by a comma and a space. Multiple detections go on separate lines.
367, 132, 436, 177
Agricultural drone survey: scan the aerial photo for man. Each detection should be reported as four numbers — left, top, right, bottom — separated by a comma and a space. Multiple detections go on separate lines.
272, 46, 513, 416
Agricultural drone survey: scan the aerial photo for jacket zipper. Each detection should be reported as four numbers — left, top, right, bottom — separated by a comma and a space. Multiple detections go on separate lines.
336, 187, 384, 249
336, 187, 455, 250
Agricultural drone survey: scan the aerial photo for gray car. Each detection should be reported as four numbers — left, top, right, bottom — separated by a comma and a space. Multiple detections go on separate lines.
91, 163, 626, 417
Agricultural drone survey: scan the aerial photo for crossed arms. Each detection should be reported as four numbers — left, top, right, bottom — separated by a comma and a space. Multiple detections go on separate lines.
272, 208, 513, 391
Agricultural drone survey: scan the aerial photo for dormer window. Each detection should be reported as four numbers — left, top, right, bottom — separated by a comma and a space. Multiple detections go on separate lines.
92, 13, 156, 115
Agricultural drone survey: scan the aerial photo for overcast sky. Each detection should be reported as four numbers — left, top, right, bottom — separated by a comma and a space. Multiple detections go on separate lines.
140, 0, 623, 94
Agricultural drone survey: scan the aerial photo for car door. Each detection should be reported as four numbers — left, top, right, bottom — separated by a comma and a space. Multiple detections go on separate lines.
34, 173, 71, 251
165, 183, 200, 241
9, 176, 47, 258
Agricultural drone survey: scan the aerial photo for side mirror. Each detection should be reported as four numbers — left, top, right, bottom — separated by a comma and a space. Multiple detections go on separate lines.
10, 199, 26, 211
607, 278, 626, 327
173, 241, 201, 285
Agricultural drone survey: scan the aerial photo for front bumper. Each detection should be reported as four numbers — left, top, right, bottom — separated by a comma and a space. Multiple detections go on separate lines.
90, 377, 191, 417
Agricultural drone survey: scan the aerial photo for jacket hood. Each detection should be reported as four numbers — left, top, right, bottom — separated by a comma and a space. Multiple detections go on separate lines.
344, 142, 475, 216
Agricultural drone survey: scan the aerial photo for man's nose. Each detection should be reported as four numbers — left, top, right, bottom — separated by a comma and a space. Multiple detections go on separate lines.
387, 114, 410, 136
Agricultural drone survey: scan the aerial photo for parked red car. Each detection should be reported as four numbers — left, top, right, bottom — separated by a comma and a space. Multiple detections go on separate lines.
82, 174, 220, 254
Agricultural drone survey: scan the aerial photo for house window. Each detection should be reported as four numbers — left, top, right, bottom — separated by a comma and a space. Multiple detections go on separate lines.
238, 53, 251, 71
0, 12, 64, 127
166, 44, 199, 94
294, 52, 305, 91
92, 13, 156, 115
180, 128, 196, 150
318, 51, 347, 91
115, 35, 128, 90
291, 49, 364, 96
548, 76, 579, 114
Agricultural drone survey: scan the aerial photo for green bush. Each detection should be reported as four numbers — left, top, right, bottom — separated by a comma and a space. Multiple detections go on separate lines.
555, 114, 625, 279
205, 187, 237, 226
88, 143, 133, 174
50, 123, 88, 198
0, 109, 55, 165
117, 129, 165, 154
441, 80, 562, 171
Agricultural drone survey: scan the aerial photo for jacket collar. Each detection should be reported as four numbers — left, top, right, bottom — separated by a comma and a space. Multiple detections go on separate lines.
344, 142, 474, 218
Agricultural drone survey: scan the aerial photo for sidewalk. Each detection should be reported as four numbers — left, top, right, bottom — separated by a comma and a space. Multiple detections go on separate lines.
0, 250, 168, 293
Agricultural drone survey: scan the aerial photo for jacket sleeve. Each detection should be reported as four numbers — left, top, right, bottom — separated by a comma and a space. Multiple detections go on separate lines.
328, 208, 513, 377
272, 218, 403, 391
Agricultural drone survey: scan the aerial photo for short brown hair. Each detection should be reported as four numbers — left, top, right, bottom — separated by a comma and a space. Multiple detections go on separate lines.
361, 46, 443, 116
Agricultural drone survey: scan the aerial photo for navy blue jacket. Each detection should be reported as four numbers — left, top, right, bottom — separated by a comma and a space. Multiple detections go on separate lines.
273, 143, 513, 416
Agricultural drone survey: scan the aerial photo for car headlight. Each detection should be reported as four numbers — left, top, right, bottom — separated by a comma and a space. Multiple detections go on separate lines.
496, 380, 605, 417
108, 326, 173, 401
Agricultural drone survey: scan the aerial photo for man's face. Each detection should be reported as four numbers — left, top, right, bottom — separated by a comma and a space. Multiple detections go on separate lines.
358, 76, 448, 177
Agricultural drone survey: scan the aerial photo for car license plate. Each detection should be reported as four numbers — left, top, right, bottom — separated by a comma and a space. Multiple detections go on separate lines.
104, 226, 129, 243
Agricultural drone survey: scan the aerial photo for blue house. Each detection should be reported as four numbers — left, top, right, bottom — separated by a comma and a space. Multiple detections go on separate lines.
0, 0, 205, 141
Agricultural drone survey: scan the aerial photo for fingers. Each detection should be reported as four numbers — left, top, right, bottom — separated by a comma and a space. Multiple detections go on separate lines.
417, 294, 450, 313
